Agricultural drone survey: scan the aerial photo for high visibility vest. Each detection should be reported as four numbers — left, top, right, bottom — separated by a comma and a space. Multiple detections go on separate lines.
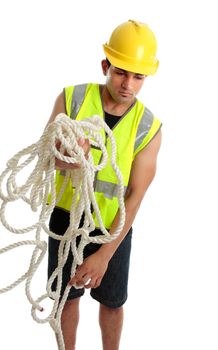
52, 83, 161, 229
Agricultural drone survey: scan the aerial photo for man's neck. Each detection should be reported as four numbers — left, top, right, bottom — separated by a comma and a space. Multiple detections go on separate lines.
101, 85, 135, 116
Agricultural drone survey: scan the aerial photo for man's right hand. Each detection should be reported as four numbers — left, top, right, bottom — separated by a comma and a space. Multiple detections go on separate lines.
55, 138, 90, 170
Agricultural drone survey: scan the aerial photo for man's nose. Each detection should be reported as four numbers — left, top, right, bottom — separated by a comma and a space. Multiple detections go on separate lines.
121, 76, 133, 89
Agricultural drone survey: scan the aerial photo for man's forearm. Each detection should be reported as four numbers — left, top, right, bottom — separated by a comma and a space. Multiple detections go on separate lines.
96, 196, 141, 261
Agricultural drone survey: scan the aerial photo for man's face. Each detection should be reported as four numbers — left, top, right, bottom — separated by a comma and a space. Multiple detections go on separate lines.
104, 64, 146, 105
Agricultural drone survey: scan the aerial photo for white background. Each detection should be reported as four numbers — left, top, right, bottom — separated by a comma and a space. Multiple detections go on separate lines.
0, 0, 218, 349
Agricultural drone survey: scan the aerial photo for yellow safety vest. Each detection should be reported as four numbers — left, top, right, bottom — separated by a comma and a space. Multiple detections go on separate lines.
52, 83, 161, 229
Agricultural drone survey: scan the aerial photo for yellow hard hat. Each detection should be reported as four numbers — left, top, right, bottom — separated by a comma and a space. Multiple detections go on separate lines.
103, 20, 159, 75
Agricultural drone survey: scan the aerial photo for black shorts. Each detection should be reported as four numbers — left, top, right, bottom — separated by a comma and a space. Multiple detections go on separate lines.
47, 207, 132, 308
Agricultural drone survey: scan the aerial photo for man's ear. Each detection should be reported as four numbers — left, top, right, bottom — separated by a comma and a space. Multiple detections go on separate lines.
101, 59, 109, 76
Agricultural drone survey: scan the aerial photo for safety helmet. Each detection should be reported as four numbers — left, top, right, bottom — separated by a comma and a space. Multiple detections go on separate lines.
103, 20, 159, 75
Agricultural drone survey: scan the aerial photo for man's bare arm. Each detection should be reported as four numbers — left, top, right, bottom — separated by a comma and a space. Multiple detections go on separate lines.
69, 130, 162, 288
46, 91, 66, 126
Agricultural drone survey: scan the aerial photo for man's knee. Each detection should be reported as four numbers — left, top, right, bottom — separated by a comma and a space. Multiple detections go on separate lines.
99, 303, 124, 324
100, 303, 123, 313
62, 297, 80, 315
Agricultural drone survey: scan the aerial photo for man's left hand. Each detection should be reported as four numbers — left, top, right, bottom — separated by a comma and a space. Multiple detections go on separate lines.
68, 251, 109, 289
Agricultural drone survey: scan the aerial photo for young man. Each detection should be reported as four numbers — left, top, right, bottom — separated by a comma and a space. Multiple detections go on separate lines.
47, 19, 162, 350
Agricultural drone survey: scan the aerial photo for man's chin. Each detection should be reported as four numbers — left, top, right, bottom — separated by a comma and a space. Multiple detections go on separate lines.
118, 95, 134, 104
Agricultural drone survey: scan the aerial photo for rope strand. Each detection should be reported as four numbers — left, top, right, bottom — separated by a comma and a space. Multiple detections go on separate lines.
0, 113, 125, 350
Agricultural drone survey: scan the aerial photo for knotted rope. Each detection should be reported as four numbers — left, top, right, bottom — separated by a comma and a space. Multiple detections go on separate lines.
0, 113, 125, 350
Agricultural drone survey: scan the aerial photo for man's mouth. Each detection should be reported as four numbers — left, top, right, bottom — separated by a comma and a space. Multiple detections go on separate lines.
119, 91, 131, 97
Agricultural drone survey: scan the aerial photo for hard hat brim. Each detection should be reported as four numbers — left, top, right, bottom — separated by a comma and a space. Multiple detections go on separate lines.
103, 44, 159, 76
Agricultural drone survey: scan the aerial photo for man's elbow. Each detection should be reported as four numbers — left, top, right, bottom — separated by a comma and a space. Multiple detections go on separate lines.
124, 190, 145, 216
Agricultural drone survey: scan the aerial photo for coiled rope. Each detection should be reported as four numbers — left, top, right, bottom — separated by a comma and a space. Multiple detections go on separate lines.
0, 113, 125, 350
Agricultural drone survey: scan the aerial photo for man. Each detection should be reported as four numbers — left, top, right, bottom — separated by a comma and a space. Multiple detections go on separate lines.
47, 19, 162, 350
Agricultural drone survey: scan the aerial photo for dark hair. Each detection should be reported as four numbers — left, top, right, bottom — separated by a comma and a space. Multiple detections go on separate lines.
106, 58, 111, 67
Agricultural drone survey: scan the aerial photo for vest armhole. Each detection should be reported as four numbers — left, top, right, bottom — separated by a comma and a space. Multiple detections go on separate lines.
63, 88, 68, 115
64, 86, 75, 117
133, 119, 162, 157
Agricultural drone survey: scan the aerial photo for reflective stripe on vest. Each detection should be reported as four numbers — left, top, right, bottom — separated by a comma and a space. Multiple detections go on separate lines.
70, 84, 156, 153
70, 84, 87, 119
94, 179, 127, 200
134, 107, 154, 152
58, 174, 126, 200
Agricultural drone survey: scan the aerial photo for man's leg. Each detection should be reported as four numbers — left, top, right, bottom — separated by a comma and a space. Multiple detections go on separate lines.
57, 297, 80, 350
99, 303, 124, 350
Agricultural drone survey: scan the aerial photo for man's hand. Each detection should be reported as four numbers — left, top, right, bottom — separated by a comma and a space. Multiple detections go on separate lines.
55, 138, 90, 170
46, 91, 90, 170
68, 251, 109, 289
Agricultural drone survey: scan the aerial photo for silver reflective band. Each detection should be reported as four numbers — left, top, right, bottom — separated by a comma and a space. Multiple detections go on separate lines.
134, 107, 154, 152
94, 179, 127, 200
70, 84, 87, 119
59, 173, 127, 199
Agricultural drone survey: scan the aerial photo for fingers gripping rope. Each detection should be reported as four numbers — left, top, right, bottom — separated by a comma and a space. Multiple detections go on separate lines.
0, 113, 126, 350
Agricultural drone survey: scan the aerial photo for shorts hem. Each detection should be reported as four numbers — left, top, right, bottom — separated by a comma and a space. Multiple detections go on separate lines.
67, 289, 85, 300
90, 290, 127, 308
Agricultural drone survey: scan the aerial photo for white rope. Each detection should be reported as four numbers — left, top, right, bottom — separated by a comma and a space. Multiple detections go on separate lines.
0, 113, 125, 350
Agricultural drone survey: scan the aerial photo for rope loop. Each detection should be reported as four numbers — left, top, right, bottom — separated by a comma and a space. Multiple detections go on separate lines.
0, 113, 125, 350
